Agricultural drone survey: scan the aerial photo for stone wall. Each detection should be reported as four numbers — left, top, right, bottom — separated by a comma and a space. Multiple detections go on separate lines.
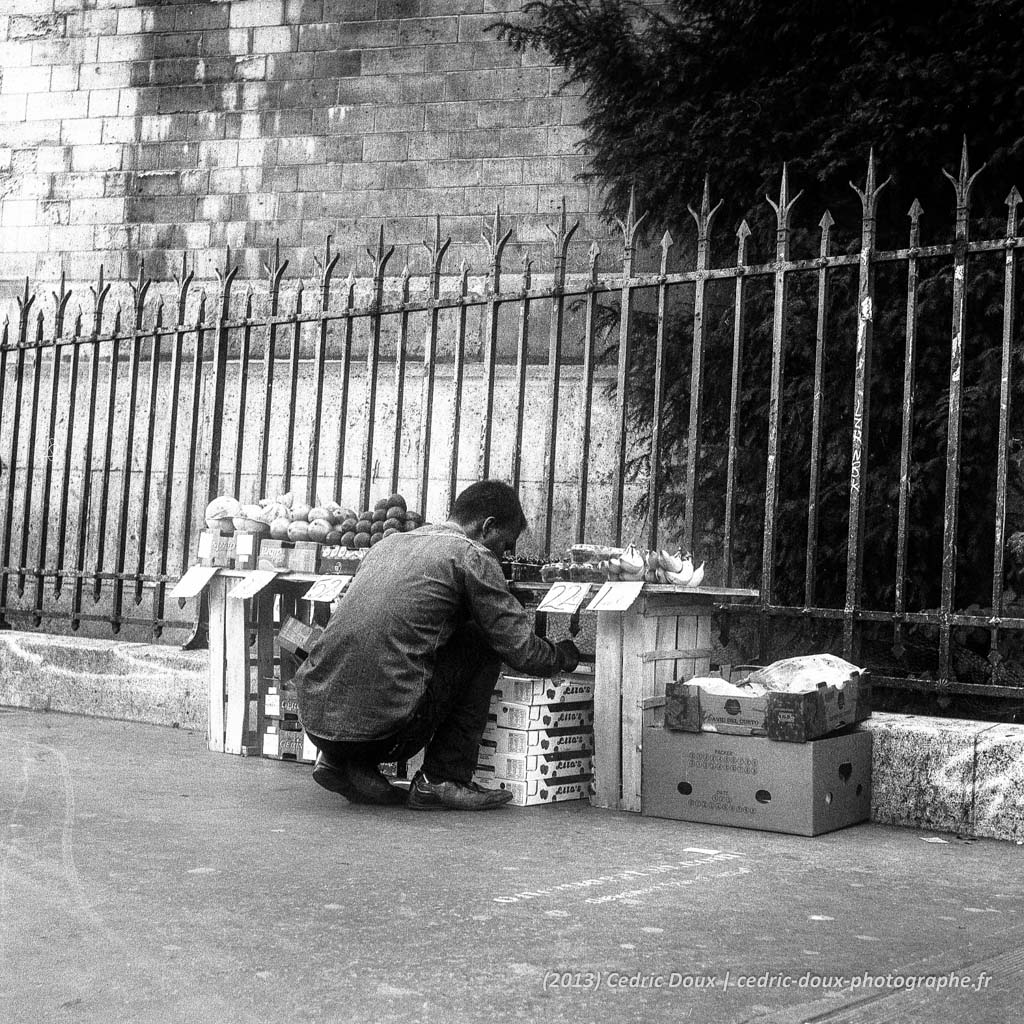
0, 0, 608, 299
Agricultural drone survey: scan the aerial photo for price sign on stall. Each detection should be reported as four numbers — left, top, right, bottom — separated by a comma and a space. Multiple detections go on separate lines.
536, 581, 592, 615
168, 565, 220, 600
302, 575, 352, 604
585, 581, 644, 613
226, 570, 279, 600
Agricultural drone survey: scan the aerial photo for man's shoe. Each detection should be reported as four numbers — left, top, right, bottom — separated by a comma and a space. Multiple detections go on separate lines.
407, 771, 515, 811
312, 754, 406, 806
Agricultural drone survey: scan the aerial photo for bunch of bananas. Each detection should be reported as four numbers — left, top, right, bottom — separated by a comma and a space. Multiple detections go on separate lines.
598, 543, 705, 587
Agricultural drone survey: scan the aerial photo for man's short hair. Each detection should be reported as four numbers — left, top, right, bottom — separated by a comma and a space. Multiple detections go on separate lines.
451, 480, 527, 534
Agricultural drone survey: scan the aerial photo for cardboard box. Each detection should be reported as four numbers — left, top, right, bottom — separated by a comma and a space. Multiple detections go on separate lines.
263, 726, 317, 762
257, 540, 321, 573
473, 770, 592, 806
494, 700, 594, 732
641, 727, 872, 836
278, 616, 322, 658
480, 725, 594, 757
264, 687, 299, 719
665, 672, 871, 743
493, 672, 595, 706
477, 750, 593, 781
232, 531, 264, 570
318, 546, 365, 575
197, 529, 235, 567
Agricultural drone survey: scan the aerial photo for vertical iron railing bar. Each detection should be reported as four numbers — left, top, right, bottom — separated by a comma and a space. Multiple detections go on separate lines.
0, 314, 8, 626
988, 187, 1019, 678
416, 219, 450, 515
542, 199, 579, 554
281, 280, 304, 494
53, 307, 83, 601
611, 188, 647, 546
232, 288, 254, 502
723, 222, 751, 587
682, 178, 723, 555
938, 141, 984, 678
509, 255, 532, 500
331, 269, 357, 503
111, 270, 152, 631
761, 165, 802, 647
804, 211, 834, 608
842, 151, 890, 660
893, 200, 924, 659
445, 262, 471, 518
646, 229, 674, 551
177, 292, 208, 596
308, 237, 340, 506
257, 243, 287, 500
0, 283, 34, 620
207, 254, 238, 505
70, 267, 109, 629
91, 303, 123, 605
17, 310, 44, 604
575, 242, 601, 545
153, 258, 193, 636
360, 226, 395, 511
389, 265, 412, 498
134, 301, 165, 606
33, 277, 73, 623
478, 207, 512, 480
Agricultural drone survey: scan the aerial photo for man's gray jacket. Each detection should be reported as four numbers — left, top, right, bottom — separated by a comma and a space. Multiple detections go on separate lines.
295, 521, 562, 742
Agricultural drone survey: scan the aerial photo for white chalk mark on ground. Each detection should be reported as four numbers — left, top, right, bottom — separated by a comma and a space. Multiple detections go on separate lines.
808, 915, 835, 921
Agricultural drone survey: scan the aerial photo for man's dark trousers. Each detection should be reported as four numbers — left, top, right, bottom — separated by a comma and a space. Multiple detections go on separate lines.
307, 623, 501, 784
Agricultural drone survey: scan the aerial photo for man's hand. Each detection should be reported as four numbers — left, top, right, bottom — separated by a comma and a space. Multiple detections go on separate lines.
555, 639, 580, 673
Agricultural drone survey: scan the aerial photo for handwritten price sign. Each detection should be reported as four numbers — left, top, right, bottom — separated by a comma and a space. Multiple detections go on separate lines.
585, 581, 644, 613
537, 581, 592, 614
168, 565, 220, 599
226, 570, 279, 600
302, 575, 352, 603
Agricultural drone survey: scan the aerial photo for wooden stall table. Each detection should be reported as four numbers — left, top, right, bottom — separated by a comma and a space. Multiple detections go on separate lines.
511, 582, 759, 813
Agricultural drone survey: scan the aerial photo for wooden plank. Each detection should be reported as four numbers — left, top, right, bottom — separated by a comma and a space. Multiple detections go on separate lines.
693, 610, 713, 679
592, 610, 622, 810
207, 574, 227, 753
223, 591, 250, 755
254, 588, 275, 746
620, 606, 645, 812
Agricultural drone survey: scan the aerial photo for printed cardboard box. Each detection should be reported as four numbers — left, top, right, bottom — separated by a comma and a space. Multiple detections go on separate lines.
197, 530, 235, 567
278, 616, 322, 658
493, 672, 595, 706
232, 531, 263, 570
641, 727, 872, 836
263, 726, 316, 762
257, 540, 321, 573
480, 725, 594, 757
494, 700, 594, 732
264, 687, 299, 719
477, 750, 594, 781
473, 770, 592, 806
318, 546, 365, 575
665, 672, 871, 743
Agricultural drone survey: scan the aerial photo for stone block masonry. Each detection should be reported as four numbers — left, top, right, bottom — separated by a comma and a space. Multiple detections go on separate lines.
0, 0, 620, 300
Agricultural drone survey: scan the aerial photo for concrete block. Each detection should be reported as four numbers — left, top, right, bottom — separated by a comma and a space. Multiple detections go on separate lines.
864, 713, 983, 835
0, 631, 208, 730
229, 0, 284, 29
973, 724, 1024, 842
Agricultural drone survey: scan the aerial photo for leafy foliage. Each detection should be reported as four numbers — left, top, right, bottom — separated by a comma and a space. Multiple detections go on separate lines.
496, 0, 1024, 613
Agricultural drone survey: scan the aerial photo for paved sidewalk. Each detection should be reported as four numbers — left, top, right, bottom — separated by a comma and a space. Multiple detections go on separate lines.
1, 709, 1020, 1024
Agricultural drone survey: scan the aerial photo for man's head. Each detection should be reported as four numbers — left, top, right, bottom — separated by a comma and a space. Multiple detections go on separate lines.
450, 480, 528, 559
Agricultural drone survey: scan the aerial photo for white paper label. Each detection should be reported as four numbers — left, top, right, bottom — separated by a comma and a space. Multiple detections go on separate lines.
537, 581, 592, 614
168, 564, 220, 599
585, 581, 645, 612
198, 532, 214, 558
234, 532, 255, 556
226, 569, 279, 600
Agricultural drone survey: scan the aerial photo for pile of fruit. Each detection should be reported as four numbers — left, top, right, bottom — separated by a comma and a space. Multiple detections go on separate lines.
541, 543, 705, 587
204, 492, 426, 549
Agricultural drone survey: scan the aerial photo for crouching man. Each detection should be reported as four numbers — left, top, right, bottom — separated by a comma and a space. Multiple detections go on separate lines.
294, 480, 580, 811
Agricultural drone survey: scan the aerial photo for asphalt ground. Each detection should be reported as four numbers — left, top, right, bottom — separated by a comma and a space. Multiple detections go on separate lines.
1, 708, 1021, 1024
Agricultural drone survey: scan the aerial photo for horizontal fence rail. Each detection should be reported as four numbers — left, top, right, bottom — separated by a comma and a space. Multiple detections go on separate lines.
1, 147, 1023, 702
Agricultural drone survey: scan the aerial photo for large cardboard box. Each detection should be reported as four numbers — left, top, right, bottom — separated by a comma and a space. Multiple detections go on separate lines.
494, 700, 594, 731
493, 672, 595, 706
477, 750, 593, 781
665, 672, 871, 743
473, 770, 592, 806
641, 727, 872, 836
480, 725, 594, 757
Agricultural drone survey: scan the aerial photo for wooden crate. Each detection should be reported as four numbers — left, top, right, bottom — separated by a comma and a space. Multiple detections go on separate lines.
592, 591, 714, 812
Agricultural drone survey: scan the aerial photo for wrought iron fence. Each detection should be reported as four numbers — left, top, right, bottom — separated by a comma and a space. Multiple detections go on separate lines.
1, 146, 1022, 700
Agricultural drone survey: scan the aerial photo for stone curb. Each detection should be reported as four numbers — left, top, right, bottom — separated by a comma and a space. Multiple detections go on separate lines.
1, 631, 1021, 842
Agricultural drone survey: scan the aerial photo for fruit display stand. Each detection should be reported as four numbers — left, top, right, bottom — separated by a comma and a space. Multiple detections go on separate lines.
508, 583, 759, 813
189, 566, 757, 813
